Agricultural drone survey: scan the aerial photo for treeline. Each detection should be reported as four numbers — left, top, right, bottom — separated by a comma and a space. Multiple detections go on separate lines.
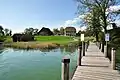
0, 25, 12, 36
0, 25, 12, 42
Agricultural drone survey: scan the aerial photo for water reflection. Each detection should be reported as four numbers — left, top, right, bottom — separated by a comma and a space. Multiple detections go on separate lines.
0, 48, 4, 54
60, 46, 77, 54
6, 45, 78, 53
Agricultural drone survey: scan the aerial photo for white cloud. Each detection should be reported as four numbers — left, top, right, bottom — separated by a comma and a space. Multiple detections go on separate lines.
114, 20, 120, 27
109, 5, 120, 12
62, 14, 86, 32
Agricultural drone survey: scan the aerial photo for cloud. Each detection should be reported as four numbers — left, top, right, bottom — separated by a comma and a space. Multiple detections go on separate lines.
62, 15, 86, 32
65, 15, 86, 31
109, 5, 120, 12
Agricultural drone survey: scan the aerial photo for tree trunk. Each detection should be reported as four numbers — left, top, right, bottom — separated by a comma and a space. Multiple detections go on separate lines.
101, 11, 107, 53
95, 31, 99, 42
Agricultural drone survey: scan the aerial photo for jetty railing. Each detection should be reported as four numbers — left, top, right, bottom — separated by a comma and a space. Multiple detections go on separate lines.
61, 41, 89, 80
97, 42, 116, 70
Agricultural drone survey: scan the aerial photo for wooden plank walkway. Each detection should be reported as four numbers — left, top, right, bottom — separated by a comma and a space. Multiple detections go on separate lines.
72, 43, 120, 80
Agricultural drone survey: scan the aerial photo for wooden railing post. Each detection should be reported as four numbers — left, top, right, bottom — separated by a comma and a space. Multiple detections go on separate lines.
111, 48, 116, 70
104, 46, 107, 57
101, 41, 104, 53
78, 46, 82, 66
82, 42, 85, 56
100, 43, 102, 51
99, 42, 101, 49
62, 57, 70, 80
85, 41, 89, 51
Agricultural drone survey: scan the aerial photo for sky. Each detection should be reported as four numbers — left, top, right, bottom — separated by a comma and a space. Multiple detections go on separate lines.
0, 0, 120, 33
0, 0, 81, 33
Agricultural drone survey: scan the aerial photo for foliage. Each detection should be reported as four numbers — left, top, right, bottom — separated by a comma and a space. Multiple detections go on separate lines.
24, 28, 39, 35
33, 28, 39, 35
60, 27, 64, 35
75, 0, 120, 33
12, 33, 34, 42
20, 34, 34, 42
0, 36, 6, 42
24, 28, 34, 35
0, 25, 4, 36
4, 36, 12, 43
4, 28, 12, 36
4, 28, 9, 36
116, 47, 120, 63
108, 28, 120, 49
53, 28, 60, 35
12, 33, 23, 42
9, 30, 12, 36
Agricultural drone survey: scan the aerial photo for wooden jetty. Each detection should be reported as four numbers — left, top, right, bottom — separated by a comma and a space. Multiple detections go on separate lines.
72, 43, 120, 80
62, 42, 120, 80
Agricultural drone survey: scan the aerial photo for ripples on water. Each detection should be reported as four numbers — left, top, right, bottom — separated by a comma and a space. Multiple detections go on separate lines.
0, 46, 78, 80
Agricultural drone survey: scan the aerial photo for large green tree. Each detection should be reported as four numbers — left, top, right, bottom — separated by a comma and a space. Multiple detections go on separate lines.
75, 0, 119, 33
75, 0, 120, 52
83, 6, 102, 41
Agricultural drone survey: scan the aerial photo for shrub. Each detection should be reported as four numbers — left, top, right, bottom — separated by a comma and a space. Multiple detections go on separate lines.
12, 33, 23, 42
0, 36, 6, 42
20, 34, 34, 42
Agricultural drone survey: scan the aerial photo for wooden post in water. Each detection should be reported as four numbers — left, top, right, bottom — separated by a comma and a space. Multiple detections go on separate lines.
78, 46, 82, 66
82, 42, 85, 56
111, 48, 116, 70
62, 57, 70, 80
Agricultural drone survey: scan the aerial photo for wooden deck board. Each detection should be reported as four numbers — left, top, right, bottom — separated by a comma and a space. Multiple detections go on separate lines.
72, 43, 120, 80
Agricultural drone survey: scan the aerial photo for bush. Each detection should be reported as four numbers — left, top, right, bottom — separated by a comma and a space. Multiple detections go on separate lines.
12, 34, 23, 42
0, 36, 6, 42
12, 34, 34, 42
20, 34, 34, 42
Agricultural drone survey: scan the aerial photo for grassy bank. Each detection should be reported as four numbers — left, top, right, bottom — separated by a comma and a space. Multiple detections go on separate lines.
4, 36, 78, 49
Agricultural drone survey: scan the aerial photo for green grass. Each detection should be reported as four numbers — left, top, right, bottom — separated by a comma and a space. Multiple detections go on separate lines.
4, 36, 78, 49
35, 36, 75, 45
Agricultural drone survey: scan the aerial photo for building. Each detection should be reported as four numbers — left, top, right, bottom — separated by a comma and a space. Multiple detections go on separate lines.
38, 27, 53, 36
64, 27, 76, 36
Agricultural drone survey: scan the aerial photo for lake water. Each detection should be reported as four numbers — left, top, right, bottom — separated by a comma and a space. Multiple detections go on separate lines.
0, 46, 78, 80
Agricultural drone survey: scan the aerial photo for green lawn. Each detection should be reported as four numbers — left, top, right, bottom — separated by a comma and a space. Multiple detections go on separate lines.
4, 36, 77, 49
34, 36, 75, 45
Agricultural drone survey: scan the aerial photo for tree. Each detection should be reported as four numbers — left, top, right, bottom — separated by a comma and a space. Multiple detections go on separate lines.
9, 30, 12, 36
33, 28, 39, 35
4, 28, 9, 36
24, 28, 34, 35
60, 27, 64, 35
75, 0, 120, 52
84, 6, 102, 41
53, 28, 60, 35
75, 0, 119, 33
0, 25, 4, 36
